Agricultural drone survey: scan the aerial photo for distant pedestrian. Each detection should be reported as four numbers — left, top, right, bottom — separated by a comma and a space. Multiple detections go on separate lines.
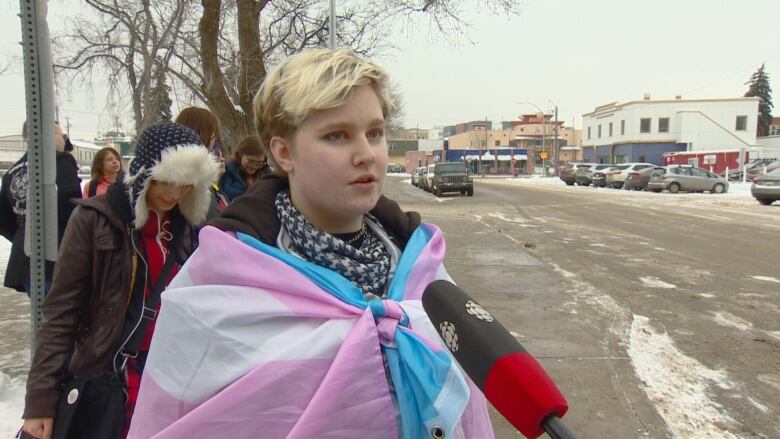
219, 135, 272, 201
174, 106, 220, 151
174, 106, 227, 219
207, 142, 229, 218
82, 146, 123, 198
0, 121, 80, 295
20, 122, 218, 439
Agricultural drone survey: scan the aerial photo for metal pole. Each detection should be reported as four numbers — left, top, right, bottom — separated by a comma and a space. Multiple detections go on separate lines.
328, 0, 336, 49
542, 113, 547, 176
19, 0, 59, 351
554, 105, 559, 176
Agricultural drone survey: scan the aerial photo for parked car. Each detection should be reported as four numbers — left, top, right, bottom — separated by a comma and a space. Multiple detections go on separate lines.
575, 164, 612, 186
559, 162, 598, 186
387, 163, 405, 173
605, 163, 655, 188
430, 161, 473, 197
746, 159, 780, 181
593, 165, 626, 187
647, 165, 729, 193
421, 164, 436, 192
750, 167, 780, 205
410, 166, 424, 186
624, 166, 663, 191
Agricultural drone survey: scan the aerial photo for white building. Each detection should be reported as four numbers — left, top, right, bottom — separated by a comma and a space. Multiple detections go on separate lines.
428, 126, 444, 140
581, 96, 759, 164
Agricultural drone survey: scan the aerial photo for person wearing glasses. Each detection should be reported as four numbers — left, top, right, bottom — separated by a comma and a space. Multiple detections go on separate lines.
219, 135, 271, 202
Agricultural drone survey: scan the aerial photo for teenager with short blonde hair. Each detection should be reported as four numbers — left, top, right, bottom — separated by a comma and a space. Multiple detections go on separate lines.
130, 49, 494, 439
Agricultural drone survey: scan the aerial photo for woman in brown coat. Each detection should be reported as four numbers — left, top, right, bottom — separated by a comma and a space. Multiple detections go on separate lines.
21, 123, 218, 439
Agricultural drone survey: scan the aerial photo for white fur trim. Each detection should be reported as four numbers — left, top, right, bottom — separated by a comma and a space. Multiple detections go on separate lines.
127, 145, 219, 228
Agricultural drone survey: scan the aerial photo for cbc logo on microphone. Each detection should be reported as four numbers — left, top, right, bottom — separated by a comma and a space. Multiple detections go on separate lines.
439, 321, 458, 352
465, 300, 494, 322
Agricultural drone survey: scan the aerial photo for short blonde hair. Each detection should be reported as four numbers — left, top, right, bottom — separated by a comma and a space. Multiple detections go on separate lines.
253, 48, 395, 177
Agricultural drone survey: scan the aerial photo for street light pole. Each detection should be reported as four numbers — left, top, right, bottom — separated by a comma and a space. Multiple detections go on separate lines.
549, 100, 559, 176
517, 101, 546, 176
328, 0, 336, 49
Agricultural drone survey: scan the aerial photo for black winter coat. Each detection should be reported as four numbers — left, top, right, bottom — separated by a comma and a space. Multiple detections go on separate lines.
0, 152, 81, 292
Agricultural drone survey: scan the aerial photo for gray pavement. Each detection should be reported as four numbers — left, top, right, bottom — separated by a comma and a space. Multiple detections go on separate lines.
385, 176, 779, 438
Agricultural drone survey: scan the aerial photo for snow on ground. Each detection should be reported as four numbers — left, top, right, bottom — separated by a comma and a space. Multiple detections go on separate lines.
639, 276, 677, 289
486, 176, 768, 207
0, 372, 24, 437
627, 315, 740, 439
751, 276, 780, 284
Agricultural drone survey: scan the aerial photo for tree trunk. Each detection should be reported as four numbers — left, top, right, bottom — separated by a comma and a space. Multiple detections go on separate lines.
200, 0, 258, 150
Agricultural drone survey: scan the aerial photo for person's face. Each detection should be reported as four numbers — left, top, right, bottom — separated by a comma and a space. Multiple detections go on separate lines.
54, 124, 65, 152
269, 84, 388, 233
213, 149, 226, 176
102, 153, 121, 176
240, 154, 265, 175
146, 180, 194, 214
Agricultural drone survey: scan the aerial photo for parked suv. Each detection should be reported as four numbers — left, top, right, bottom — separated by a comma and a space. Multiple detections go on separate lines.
647, 165, 729, 193
559, 162, 598, 185
430, 161, 473, 196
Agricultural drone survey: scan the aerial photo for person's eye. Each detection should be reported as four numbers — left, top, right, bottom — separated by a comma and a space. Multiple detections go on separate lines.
367, 128, 385, 139
324, 131, 347, 142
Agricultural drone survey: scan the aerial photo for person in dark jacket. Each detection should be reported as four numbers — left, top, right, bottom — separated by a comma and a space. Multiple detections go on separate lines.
219, 135, 272, 201
21, 122, 218, 439
129, 48, 493, 438
0, 122, 81, 294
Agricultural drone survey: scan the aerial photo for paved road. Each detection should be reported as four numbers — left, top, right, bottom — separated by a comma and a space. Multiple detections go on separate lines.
383, 176, 780, 438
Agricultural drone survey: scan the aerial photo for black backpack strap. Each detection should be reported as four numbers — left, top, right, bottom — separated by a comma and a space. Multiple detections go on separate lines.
120, 216, 186, 360
87, 180, 98, 198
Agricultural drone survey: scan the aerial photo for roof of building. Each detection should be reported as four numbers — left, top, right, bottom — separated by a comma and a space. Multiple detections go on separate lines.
583, 97, 761, 117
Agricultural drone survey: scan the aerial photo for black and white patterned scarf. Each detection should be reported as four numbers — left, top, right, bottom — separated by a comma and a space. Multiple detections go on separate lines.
275, 191, 391, 297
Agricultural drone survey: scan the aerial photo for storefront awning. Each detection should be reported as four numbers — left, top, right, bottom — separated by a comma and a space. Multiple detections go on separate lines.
513, 154, 528, 160
497, 155, 512, 161
481, 152, 495, 160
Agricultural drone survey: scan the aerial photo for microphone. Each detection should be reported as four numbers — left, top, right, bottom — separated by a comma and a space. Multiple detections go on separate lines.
422, 280, 575, 439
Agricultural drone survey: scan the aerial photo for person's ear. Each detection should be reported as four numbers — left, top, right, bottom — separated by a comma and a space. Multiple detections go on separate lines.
269, 136, 294, 174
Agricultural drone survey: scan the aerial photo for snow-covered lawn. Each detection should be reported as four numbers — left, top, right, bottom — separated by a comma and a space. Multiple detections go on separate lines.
483, 176, 770, 208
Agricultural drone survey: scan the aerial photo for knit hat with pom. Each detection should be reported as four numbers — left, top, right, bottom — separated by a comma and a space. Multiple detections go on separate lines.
125, 122, 219, 228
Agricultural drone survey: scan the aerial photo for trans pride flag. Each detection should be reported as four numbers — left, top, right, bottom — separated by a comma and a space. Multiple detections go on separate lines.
128, 224, 493, 438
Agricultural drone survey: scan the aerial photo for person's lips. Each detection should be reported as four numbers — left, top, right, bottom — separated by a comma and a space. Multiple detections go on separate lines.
351, 174, 377, 185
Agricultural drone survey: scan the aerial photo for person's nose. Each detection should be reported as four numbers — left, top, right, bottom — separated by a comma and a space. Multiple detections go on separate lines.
353, 134, 377, 167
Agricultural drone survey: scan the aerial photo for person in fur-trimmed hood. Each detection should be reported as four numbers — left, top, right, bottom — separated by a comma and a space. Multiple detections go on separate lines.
22, 122, 218, 439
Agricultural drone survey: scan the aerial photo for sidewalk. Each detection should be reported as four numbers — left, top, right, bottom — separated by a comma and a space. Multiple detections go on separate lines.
0, 238, 30, 436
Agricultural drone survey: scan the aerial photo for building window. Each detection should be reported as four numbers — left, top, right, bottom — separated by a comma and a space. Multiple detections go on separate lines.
588, 127, 591, 139
621, 120, 625, 135
597, 125, 602, 138
735, 115, 748, 131
640, 118, 651, 133
495, 140, 500, 146
770, 125, 780, 136
608, 122, 613, 137
659, 117, 670, 133
389, 144, 397, 152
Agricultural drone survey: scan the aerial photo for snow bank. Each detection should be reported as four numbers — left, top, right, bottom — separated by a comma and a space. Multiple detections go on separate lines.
0, 372, 24, 438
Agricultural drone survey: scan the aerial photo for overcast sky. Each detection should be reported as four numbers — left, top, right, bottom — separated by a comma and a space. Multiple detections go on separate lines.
1, 0, 779, 140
